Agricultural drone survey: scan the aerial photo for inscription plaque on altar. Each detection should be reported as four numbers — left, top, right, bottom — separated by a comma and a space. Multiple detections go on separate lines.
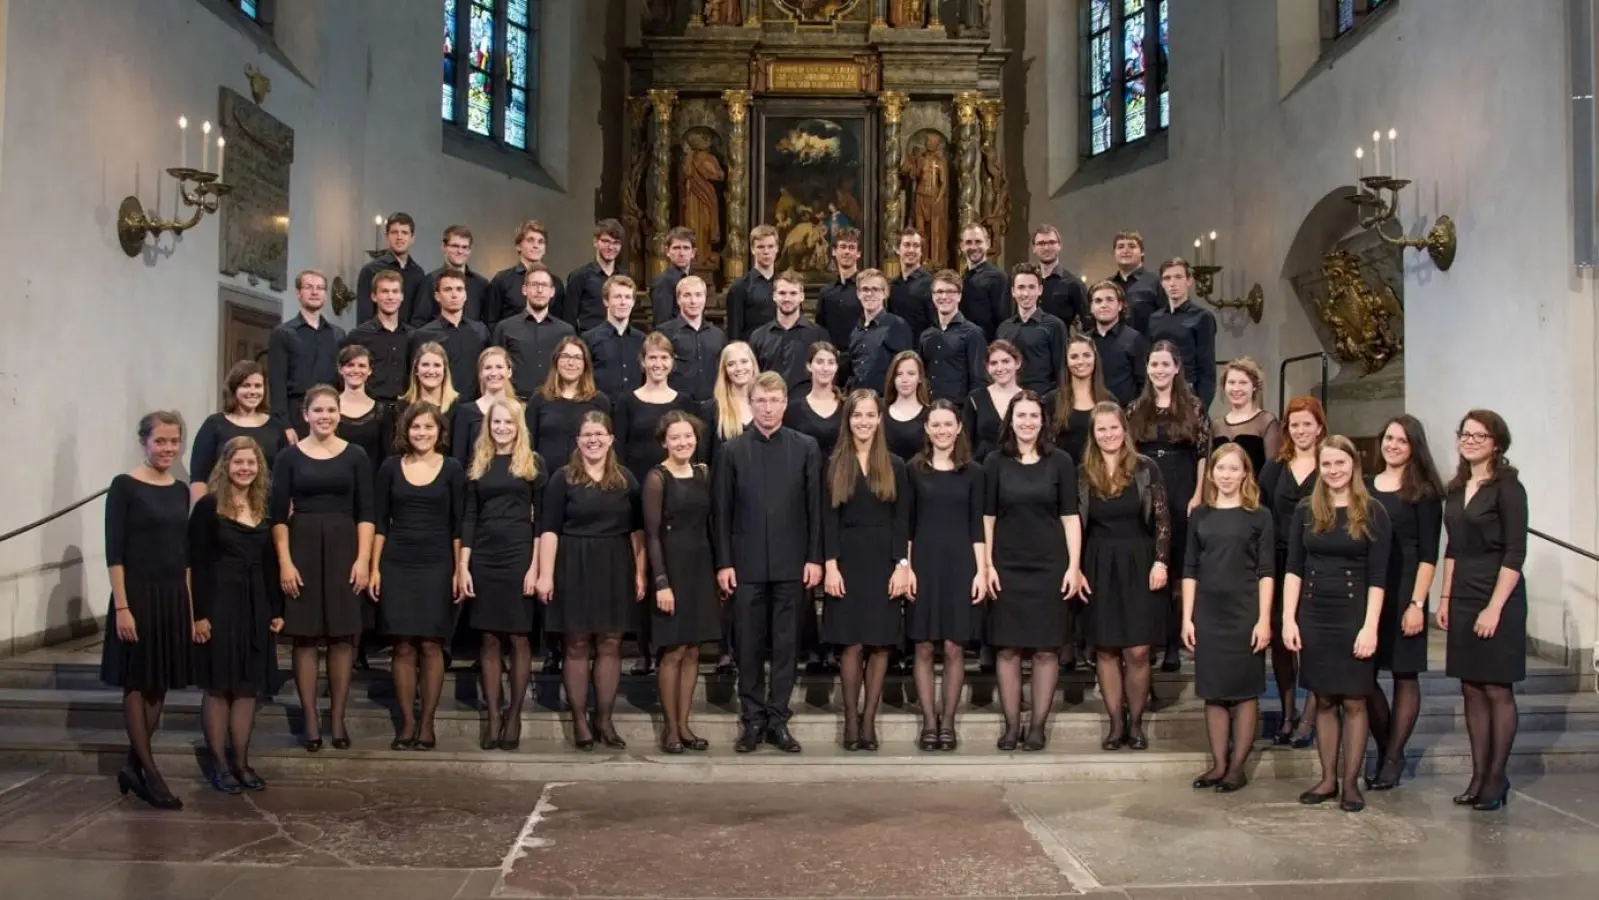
217, 87, 294, 291
757, 58, 879, 94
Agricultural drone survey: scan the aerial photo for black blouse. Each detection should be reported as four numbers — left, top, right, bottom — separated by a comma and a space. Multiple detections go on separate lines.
526, 392, 612, 470
190, 413, 285, 484
105, 475, 189, 579
884, 407, 927, 461
823, 457, 911, 564
614, 390, 697, 481
784, 394, 843, 461
1183, 505, 1275, 594
373, 457, 466, 552
269, 444, 375, 523
1444, 473, 1528, 600
538, 466, 642, 538
1260, 458, 1318, 555
1367, 477, 1444, 601
1286, 504, 1392, 595
340, 402, 394, 466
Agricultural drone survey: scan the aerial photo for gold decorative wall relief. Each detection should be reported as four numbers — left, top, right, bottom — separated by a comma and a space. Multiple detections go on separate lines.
772, 0, 863, 26
1312, 250, 1403, 375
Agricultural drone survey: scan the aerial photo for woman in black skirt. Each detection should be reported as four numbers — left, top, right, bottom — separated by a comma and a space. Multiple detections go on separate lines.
643, 410, 720, 753
535, 411, 645, 749
822, 390, 912, 751
190, 361, 284, 504
371, 402, 465, 750
1079, 401, 1171, 751
271, 385, 376, 753
451, 346, 520, 461
983, 390, 1086, 751
906, 399, 987, 751
190, 436, 282, 794
1128, 341, 1210, 674
1365, 414, 1445, 790
1045, 334, 1113, 466
883, 351, 929, 461
1282, 435, 1390, 813
1182, 443, 1274, 791
1258, 395, 1325, 746
785, 341, 843, 674
103, 410, 192, 810
1438, 409, 1528, 811
962, 339, 1025, 461
461, 399, 546, 751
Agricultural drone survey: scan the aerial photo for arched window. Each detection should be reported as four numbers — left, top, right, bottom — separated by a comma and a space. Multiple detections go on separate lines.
1082, 0, 1169, 158
442, 0, 539, 152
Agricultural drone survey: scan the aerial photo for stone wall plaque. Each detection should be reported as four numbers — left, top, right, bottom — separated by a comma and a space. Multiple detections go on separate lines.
217, 87, 294, 291
755, 56, 881, 94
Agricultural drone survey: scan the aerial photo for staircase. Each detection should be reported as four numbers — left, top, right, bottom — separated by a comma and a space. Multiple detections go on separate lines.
0, 633, 1595, 783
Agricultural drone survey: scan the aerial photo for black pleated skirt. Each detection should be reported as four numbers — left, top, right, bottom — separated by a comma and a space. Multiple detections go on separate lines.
279, 512, 363, 639
1084, 537, 1162, 649
546, 534, 639, 635
100, 575, 192, 692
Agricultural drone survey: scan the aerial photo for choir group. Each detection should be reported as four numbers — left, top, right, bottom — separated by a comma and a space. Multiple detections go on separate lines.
100, 215, 1528, 819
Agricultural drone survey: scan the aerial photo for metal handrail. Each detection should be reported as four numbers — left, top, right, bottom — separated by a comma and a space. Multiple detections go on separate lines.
0, 489, 109, 545
1529, 528, 1599, 563
1277, 351, 1331, 419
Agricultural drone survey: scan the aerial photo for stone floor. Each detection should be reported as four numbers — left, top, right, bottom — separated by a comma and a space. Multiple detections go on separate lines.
1, 767, 1597, 899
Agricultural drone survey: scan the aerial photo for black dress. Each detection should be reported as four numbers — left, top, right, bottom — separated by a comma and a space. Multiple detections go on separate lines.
339, 402, 393, 465
190, 414, 285, 484
1211, 410, 1278, 477
784, 394, 843, 461
615, 390, 697, 483
1286, 504, 1391, 697
984, 449, 1078, 649
1080, 465, 1171, 649
1043, 391, 1093, 464
540, 466, 642, 635
1369, 480, 1443, 674
643, 465, 721, 647
374, 456, 465, 639
884, 406, 928, 461
450, 400, 488, 462
1131, 399, 1210, 609
962, 387, 1020, 462
1260, 459, 1317, 633
1443, 475, 1529, 684
821, 458, 910, 647
1184, 506, 1274, 701
270, 444, 375, 639
100, 475, 192, 691
906, 463, 985, 643
526, 392, 612, 469
189, 495, 281, 691
463, 454, 547, 635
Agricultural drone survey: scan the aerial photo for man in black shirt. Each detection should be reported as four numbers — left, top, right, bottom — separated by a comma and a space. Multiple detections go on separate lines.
712, 371, 823, 753
657, 274, 726, 403
356, 212, 426, 324
409, 225, 491, 325
919, 269, 988, 402
1109, 229, 1163, 335
847, 269, 915, 394
650, 226, 696, 327
959, 223, 1010, 340
492, 262, 575, 400
268, 269, 345, 441
1147, 258, 1218, 410
996, 262, 1067, 394
341, 269, 412, 402
889, 227, 935, 337
563, 219, 627, 331
817, 227, 863, 357
411, 270, 490, 401
726, 224, 780, 341
1086, 279, 1150, 405
486, 220, 567, 325
1032, 224, 1089, 331
749, 270, 827, 397
583, 275, 646, 401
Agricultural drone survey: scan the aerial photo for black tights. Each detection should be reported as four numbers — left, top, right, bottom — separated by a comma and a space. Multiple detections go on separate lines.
912, 640, 966, 730
121, 688, 169, 792
657, 643, 703, 743
292, 637, 354, 741
1461, 680, 1518, 795
1270, 641, 1315, 737
564, 632, 622, 740
392, 638, 445, 742
1095, 646, 1151, 739
1310, 694, 1369, 801
202, 686, 259, 772
1199, 699, 1258, 781
481, 633, 532, 744
997, 648, 1060, 733
840, 644, 890, 740
1367, 672, 1421, 768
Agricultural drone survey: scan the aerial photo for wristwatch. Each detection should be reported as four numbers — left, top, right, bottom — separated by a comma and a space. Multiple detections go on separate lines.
896, 558, 910, 568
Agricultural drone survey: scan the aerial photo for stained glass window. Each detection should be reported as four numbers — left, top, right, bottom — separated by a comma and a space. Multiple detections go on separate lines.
1158, 0, 1169, 129
1336, 0, 1356, 34
1335, 0, 1388, 39
1087, 0, 1114, 154
442, 1, 540, 153
1081, 0, 1168, 157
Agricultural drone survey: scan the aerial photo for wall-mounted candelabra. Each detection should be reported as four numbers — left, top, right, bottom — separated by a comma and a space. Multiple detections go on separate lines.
1346, 129, 1457, 271
1190, 232, 1265, 323
118, 116, 230, 257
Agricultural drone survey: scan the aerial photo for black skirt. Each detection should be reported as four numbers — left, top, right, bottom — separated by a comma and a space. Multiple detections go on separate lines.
1446, 585, 1527, 684
377, 556, 458, 640
100, 575, 192, 692
468, 550, 537, 636
1298, 587, 1374, 697
1375, 552, 1429, 674
1193, 587, 1265, 701
546, 534, 639, 635
279, 512, 364, 639
649, 528, 721, 649
1084, 536, 1163, 649
906, 550, 981, 644
194, 567, 277, 692
821, 523, 903, 647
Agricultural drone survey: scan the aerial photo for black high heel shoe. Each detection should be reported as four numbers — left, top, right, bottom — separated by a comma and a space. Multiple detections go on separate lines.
843, 716, 862, 752
997, 721, 1020, 752
141, 774, 184, 811
482, 716, 502, 752
207, 769, 243, 795
918, 727, 940, 752
116, 767, 151, 804
304, 738, 323, 753
595, 718, 627, 750
499, 718, 522, 752
1271, 716, 1297, 747
860, 719, 880, 753
1298, 786, 1339, 805
1453, 783, 1485, 806
1101, 729, 1126, 752
331, 729, 352, 751
1473, 778, 1511, 812
1367, 757, 1404, 791
938, 725, 958, 752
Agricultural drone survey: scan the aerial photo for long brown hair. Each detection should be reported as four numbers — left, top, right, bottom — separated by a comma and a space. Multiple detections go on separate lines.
1202, 443, 1262, 510
1310, 435, 1374, 539
540, 336, 598, 402
1379, 414, 1444, 502
565, 410, 628, 491
396, 401, 447, 456
1274, 395, 1327, 463
1128, 340, 1201, 443
1051, 334, 1113, 442
911, 398, 973, 472
885, 350, 931, 405
205, 436, 270, 523
221, 360, 269, 415
1080, 402, 1140, 500
1447, 408, 1516, 493
828, 390, 898, 506
998, 390, 1053, 458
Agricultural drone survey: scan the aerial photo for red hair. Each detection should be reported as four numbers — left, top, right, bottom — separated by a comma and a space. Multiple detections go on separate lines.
1275, 395, 1328, 463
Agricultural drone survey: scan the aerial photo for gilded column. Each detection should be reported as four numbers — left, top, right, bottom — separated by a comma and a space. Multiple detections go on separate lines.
977, 98, 1011, 263
954, 91, 981, 238
722, 89, 753, 283
878, 91, 908, 278
871, 0, 888, 29
646, 88, 677, 280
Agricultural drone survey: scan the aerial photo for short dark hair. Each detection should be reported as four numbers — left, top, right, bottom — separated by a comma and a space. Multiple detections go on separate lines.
833, 227, 862, 248
522, 262, 553, 285
594, 218, 625, 241
386, 213, 416, 234
666, 226, 696, 247
1159, 257, 1193, 278
1113, 230, 1144, 251
898, 226, 922, 242
437, 269, 468, 289
443, 224, 473, 244
1010, 261, 1044, 284
655, 409, 704, 446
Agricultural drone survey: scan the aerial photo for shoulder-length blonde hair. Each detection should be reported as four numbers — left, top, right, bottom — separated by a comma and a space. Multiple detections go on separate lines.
206, 436, 270, 523
828, 390, 897, 506
476, 345, 515, 397
884, 350, 930, 406
1203, 442, 1261, 511
469, 398, 538, 481
1310, 435, 1373, 539
713, 341, 758, 442
564, 410, 628, 491
1080, 401, 1140, 500
401, 341, 460, 412
539, 336, 598, 402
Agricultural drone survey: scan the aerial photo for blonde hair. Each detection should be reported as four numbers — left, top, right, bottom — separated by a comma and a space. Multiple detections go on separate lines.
401, 341, 460, 412
1222, 356, 1266, 409
468, 399, 539, 481
476, 346, 514, 396
1202, 443, 1261, 510
1080, 402, 1140, 500
1309, 435, 1373, 539
205, 436, 270, 523
713, 341, 758, 441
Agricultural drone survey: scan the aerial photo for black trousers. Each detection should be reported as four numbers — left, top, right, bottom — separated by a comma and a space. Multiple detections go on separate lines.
733, 580, 801, 729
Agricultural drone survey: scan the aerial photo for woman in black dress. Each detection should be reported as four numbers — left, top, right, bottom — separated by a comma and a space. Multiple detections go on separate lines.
535, 411, 645, 749
397, 341, 460, 426
526, 336, 613, 469
822, 390, 912, 751
1182, 443, 1274, 791
785, 341, 843, 674
337, 345, 393, 467
1046, 334, 1113, 466
190, 361, 284, 503
1282, 435, 1390, 813
1438, 409, 1528, 811
616, 332, 696, 483
371, 402, 465, 750
703, 340, 757, 465
1257, 395, 1325, 747
984, 390, 1086, 751
1365, 414, 1445, 790
962, 339, 1024, 461
883, 351, 929, 461
190, 436, 282, 794
1128, 341, 1210, 674
451, 346, 520, 461
271, 385, 376, 753
906, 399, 987, 751
1079, 401, 1171, 750
102, 411, 192, 810
461, 400, 546, 751
1210, 358, 1281, 475
643, 410, 720, 753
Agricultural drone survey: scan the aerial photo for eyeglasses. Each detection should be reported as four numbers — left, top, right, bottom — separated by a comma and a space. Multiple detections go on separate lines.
557, 354, 587, 363
858, 286, 886, 295
932, 288, 960, 297
1458, 431, 1492, 444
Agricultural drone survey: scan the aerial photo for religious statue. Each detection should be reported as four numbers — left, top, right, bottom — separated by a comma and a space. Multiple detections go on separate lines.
889, 0, 926, 27
679, 130, 727, 270
980, 137, 1010, 259
702, 0, 742, 26
643, 0, 678, 35
900, 131, 950, 270
1315, 250, 1404, 375
621, 100, 650, 272
966, 0, 991, 31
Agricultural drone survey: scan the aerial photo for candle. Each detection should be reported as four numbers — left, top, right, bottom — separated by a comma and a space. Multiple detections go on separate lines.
1355, 146, 1364, 183
179, 116, 189, 170
216, 137, 226, 183
1193, 237, 1202, 265
201, 121, 212, 173
1209, 231, 1218, 268
375, 214, 385, 250
1387, 128, 1399, 177
1372, 130, 1382, 177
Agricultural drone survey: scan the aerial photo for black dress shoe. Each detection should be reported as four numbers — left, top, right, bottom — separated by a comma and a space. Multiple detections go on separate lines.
661, 738, 685, 754
1192, 774, 1223, 789
235, 767, 267, 791
997, 722, 1020, 752
1215, 773, 1248, 793
1340, 794, 1366, 813
937, 727, 957, 752
1160, 654, 1182, 673
766, 725, 802, 753
1101, 731, 1126, 752
734, 727, 762, 753
1473, 779, 1511, 811
304, 738, 323, 753
681, 732, 710, 752
1298, 787, 1339, 805
1126, 729, 1148, 751
391, 737, 416, 751
1367, 757, 1403, 791
1022, 725, 1047, 752
208, 769, 243, 795
331, 735, 352, 751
